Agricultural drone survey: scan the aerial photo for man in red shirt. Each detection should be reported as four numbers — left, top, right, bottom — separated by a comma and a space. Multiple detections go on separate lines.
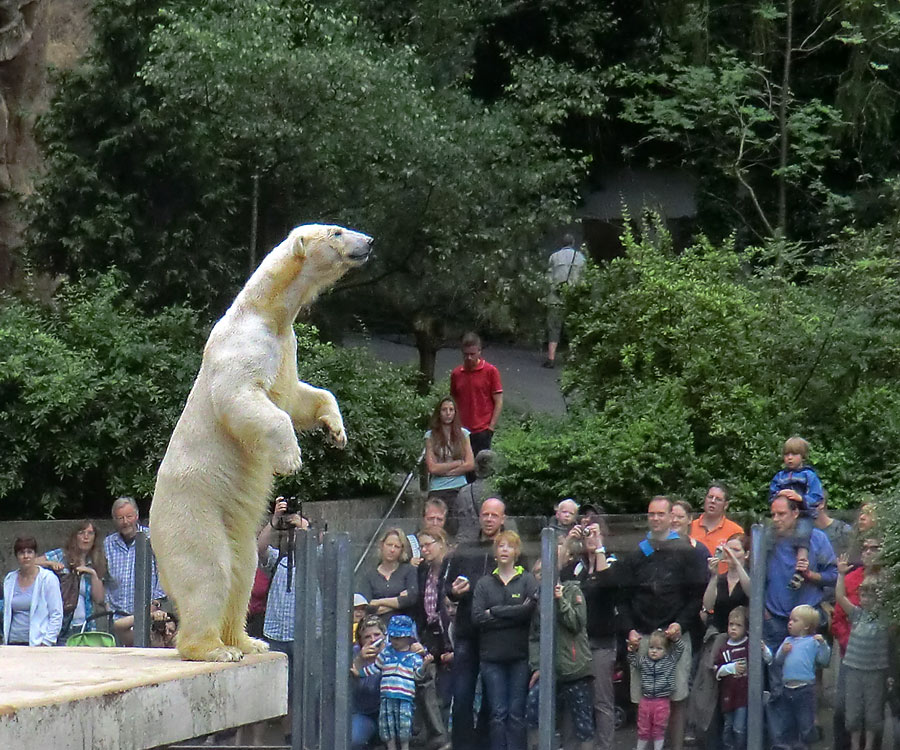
450, 332, 503, 458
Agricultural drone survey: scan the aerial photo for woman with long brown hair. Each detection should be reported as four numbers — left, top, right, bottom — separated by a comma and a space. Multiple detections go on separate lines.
38, 520, 107, 643
425, 397, 475, 538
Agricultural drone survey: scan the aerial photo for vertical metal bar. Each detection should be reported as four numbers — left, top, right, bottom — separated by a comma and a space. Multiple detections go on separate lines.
538, 527, 558, 750
295, 529, 320, 750
293, 529, 317, 750
133, 531, 151, 648
320, 534, 339, 750
748, 523, 765, 750
333, 533, 354, 750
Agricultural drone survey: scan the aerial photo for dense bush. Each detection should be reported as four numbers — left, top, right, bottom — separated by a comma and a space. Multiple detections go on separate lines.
878, 491, 900, 618
0, 277, 430, 519
496, 218, 900, 514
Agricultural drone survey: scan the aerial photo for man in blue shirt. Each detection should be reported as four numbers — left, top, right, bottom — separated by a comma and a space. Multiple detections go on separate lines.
103, 496, 165, 645
763, 493, 837, 668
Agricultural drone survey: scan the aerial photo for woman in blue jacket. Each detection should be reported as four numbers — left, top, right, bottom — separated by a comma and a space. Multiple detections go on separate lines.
3, 536, 63, 646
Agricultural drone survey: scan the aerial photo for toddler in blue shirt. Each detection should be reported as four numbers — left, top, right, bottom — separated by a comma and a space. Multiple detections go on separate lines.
771, 605, 831, 750
768, 436, 824, 589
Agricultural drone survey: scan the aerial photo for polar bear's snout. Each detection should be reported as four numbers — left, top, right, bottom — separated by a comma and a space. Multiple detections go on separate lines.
345, 230, 374, 264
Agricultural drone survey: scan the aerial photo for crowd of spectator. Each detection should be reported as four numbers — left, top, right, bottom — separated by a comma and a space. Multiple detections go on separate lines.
0, 495, 174, 650
348, 365, 898, 750
1, 334, 897, 750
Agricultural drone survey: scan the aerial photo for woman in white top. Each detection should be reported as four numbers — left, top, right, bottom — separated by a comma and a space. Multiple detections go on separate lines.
425, 397, 475, 533
3, 536, 63, 646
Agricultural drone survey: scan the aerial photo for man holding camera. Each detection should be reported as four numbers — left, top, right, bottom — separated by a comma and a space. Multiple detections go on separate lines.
256, 497, 311, 742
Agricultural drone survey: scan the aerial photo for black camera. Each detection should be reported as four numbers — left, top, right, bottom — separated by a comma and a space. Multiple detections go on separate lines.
270, 495, 302, 530
270, 495, 301, 515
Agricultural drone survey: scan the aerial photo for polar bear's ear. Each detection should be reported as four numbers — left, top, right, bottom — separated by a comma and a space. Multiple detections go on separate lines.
292, 233, 307, 259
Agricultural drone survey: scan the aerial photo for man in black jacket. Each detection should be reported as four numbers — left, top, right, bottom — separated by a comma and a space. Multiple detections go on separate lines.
446, 497, 506, 749
619, 496, 706, 750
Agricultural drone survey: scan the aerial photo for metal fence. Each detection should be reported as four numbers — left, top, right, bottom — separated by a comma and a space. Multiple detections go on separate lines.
136, 519, 777, 750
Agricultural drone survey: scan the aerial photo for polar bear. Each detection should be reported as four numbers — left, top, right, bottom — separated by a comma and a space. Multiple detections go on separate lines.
149, 224, 372, 662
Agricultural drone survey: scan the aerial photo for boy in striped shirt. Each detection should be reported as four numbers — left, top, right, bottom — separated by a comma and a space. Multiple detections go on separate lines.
353, 614, 432, 750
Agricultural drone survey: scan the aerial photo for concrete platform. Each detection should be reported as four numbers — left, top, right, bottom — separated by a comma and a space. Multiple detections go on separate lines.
0, 646, 287, 749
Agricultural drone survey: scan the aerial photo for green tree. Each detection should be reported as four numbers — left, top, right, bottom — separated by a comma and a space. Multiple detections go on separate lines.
26, 0, 249, 314
618, 1, 900, 241
139, 0, 579, 384
26, 0, 580, 384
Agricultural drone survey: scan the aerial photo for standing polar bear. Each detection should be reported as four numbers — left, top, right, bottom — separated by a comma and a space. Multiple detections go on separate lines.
149, 224, 372, 662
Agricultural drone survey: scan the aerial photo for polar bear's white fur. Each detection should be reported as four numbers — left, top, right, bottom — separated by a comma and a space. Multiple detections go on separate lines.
149, 224, 372, 662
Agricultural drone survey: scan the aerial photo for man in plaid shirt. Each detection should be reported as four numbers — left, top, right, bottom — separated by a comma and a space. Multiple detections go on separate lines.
103, 497, 164, 643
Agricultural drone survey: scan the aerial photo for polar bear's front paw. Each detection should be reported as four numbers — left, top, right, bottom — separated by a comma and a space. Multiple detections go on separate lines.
328, 426, 348, 449
273, 442, 302, 475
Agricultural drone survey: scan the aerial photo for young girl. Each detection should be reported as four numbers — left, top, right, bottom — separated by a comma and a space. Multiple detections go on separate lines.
627, 629, 685, 750
527, 538, 595, 750
772, 604, 831, 750
353, 614, 432, 750
714, 606, 772, 750
836, 557, 889, 750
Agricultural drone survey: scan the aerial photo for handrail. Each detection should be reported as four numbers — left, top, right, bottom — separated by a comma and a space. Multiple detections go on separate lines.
353, 448, 426, 574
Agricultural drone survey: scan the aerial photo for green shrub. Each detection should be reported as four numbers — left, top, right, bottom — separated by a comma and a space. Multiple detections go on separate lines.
0, 276, 430, 518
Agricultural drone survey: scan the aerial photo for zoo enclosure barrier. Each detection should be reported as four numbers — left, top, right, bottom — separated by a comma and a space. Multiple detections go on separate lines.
130, 519, 776, 750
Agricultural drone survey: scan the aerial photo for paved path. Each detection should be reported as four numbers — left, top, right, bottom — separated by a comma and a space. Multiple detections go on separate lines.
343, 334, 568, 416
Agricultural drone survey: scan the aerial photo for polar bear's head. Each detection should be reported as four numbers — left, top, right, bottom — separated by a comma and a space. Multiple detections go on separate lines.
241, 223, 373, 315
289, 223, 373, 286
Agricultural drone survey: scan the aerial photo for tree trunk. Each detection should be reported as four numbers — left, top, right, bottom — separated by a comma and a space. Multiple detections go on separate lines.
413, 314, 444, 394
777, 0, 793, 236
249, 171, 260, 273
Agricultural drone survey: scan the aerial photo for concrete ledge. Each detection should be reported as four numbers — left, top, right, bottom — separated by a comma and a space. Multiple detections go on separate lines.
0, 646, 287, 749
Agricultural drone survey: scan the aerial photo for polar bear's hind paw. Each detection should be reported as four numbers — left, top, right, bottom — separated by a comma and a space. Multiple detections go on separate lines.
237, 637, 270, 655
207, 646, 245, 662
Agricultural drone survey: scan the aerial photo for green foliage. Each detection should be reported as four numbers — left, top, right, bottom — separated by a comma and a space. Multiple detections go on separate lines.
138, 0, 578, 341
622, 46, 844, 238
0, 277, 430, 518
494, 384, 705, 515
496, 217, 900, 513
614, 1, 900, 240
879, 491, 900, 619
27, 0, 578, 353
283, 340, 432, 501
0, 274, 203, 518
27, 0, 247, 313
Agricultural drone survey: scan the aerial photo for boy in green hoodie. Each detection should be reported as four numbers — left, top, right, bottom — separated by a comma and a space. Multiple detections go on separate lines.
526, 538, 595, 750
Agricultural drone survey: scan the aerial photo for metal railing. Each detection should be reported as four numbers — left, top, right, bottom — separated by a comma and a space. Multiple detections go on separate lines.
135, 519, 780, 750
